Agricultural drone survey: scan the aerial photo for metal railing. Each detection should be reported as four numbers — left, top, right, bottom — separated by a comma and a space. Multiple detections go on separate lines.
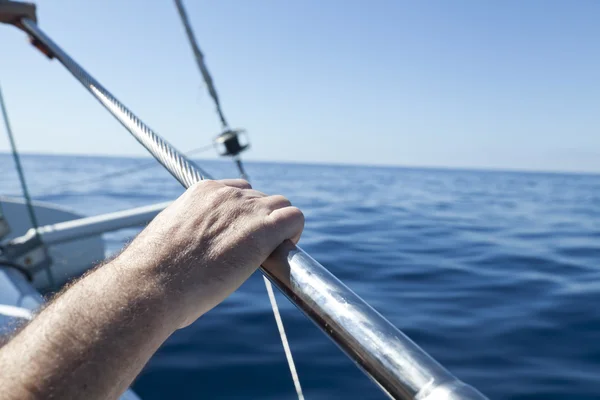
3, 5, 487, 398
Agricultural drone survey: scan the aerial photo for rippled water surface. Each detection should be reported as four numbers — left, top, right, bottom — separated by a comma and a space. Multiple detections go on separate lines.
2, 154, 599, 399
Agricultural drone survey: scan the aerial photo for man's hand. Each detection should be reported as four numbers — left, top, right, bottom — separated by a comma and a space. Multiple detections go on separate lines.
117, 178, 304, 328
0, 179, 303, 400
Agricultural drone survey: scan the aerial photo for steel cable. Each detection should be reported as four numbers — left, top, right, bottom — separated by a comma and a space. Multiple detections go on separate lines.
20, 20, 211, 188
0, 82, 55, 287
12, 143, 216, 198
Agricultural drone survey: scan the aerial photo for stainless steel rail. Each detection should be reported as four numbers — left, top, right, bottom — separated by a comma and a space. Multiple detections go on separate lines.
9, 201, 170, 247
14, 18, 487, 400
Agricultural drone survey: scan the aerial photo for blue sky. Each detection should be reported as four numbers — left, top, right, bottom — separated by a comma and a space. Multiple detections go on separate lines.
1, 0, 599, 172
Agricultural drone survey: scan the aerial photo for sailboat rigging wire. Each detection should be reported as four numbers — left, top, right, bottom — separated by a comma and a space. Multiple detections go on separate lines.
173, 1, 302, 395
16, 18, 488, 399
174, 0, 228, 128
15, 23, 210, 188
15, 143, 216, 198
0, 83, 55, 287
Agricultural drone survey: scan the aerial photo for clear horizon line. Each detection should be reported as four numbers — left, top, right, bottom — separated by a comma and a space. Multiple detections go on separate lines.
0, 150, 599, 177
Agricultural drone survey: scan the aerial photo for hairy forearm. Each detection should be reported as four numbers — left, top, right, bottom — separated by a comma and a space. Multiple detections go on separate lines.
0, 255, 175, 400
0, 179, 304, 399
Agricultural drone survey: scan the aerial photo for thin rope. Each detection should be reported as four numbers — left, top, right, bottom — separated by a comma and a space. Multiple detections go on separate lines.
243, 168, 304, 399
0, 83, 55, 287
263, 276, 305, 399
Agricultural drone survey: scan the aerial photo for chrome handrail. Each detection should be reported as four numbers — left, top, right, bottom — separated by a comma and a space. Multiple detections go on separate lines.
7, 13, 487, 399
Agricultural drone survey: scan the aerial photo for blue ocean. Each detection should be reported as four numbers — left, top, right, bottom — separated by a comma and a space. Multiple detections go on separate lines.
2, 153, 599, 399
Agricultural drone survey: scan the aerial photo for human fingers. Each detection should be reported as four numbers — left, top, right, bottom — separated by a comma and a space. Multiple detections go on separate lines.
261, 194, 292, 210
267, 206, 305, 246
218, 179, 252, 189
242, 189, 268, 199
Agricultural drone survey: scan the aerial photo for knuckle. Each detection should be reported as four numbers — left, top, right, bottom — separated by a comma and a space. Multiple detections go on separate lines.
237, 179, 252, 189
216, 178, 252, 190
274, 194, 291, 205
290, 206, 305, 222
